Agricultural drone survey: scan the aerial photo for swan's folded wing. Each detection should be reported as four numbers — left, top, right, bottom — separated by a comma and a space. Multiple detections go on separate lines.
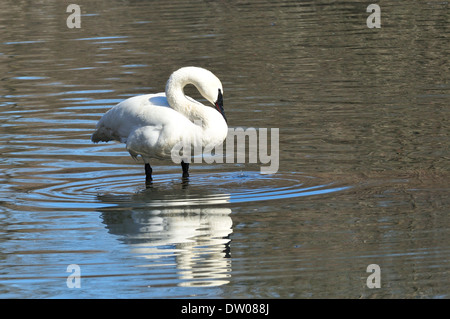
126, 125, 166, 159
91, 93, 169, 143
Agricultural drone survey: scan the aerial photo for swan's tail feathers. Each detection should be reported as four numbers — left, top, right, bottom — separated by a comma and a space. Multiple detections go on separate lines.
91, 126, 116, 143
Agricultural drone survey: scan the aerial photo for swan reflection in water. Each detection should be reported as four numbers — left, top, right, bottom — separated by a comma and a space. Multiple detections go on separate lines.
97, 185, 233, 287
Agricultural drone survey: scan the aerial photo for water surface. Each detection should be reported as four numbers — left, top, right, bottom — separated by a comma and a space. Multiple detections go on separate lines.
0, 0, 449, 298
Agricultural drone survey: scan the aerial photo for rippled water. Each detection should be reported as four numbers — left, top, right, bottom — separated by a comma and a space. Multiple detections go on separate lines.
1, 0, 449, 298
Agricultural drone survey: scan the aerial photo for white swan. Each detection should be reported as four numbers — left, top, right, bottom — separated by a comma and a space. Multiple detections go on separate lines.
91, 66, 228, 184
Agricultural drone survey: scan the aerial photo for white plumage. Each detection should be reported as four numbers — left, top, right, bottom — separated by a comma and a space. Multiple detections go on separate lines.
92, 66, 228, 183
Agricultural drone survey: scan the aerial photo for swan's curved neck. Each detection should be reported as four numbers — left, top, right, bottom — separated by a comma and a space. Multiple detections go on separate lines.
165, 69, 211, 126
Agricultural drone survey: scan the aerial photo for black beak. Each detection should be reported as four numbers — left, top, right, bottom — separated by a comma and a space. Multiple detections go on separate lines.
215, 89, 227, 124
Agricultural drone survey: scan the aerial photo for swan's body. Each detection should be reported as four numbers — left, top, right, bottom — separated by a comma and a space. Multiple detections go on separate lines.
92, 66, 228, 184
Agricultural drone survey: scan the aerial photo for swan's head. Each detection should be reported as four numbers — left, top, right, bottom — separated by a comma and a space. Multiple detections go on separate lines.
170, 66, 227, 124
195, 68, 227, 124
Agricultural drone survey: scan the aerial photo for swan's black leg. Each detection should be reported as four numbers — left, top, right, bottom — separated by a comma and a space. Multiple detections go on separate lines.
181, 161, 189, 178
145, 163, 153, 185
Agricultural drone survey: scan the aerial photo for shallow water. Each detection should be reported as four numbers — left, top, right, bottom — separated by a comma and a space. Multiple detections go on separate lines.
0, 0, 449, 298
